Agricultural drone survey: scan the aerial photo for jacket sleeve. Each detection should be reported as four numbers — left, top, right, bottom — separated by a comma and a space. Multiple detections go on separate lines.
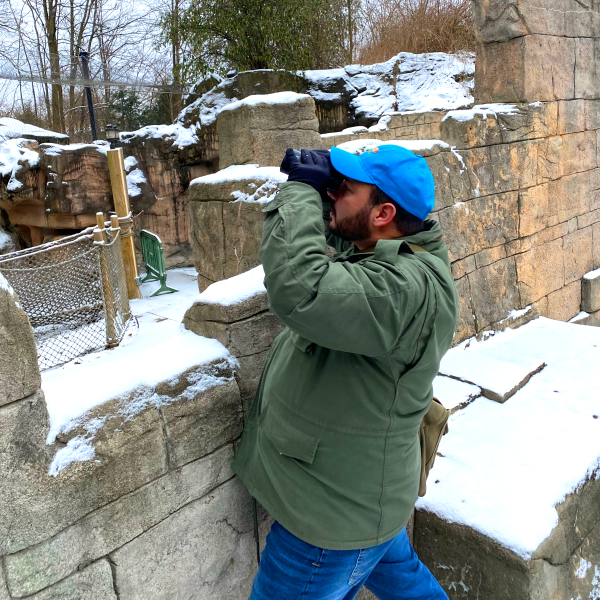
259, 182, 413, 357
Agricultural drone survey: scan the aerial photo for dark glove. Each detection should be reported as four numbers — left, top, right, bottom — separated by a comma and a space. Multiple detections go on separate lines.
280, 148, 333, 202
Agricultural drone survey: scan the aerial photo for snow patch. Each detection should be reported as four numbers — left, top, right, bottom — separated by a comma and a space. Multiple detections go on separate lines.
575, 558, 592, 579
192, 265, 266, 307
442, 104, 521, 123
48, 436, 95, 476
217, 91, 310, 115
191, 164, 288, 185
583, 267, 600, 281
121, 123, 198, 149
126, 168, 146, 197
336, 139, 449, 156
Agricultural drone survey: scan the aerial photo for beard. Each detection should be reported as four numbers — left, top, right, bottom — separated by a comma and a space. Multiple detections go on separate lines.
328, 203, 372, 242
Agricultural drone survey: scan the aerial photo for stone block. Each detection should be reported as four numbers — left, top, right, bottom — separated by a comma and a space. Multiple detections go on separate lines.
217, 94, 322, 169
451, 255, 476, 280
547, 281, 582, 322
467, 257, 520, 330
442, 150, 472, 204
560, 131, 597, 177
472, 0, 570, 42
21, 560, 117, 600
111, 478, 257, 600
236, 349, 270, 417
223, 200, 265, 278
161, 379, 243, 469
0, 387, 169, 556
185, 290, 270, 325
415, 477, 600, 600
536, 136, 563, 183
439, 109, 503, 150
557, 100, 587, 135
459, 146, 494, 197
473, 245, 506, 269
585, 99, 600, 131
546, 170, 596, 223
582, 270, 600, 313
185, 310, 284, 358
427, 153, 455, 211
453, 277, 477, 344
578, 208, 600, 230
563, 227, 594, 284
518, 185, 548, 237
475, 35, 576, 104
386, 111, 445, 140
0, 278, 41, 407
500, 102, 558, 143
489, 140, 538, 193
4, 446, 234, 596
187, 199, 225, 286
438, 192, 518, 262
515, 237, 565, 304
575, 38, 600, 100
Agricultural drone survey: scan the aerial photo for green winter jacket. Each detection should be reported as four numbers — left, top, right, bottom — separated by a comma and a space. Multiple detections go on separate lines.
232, 181, 458, 550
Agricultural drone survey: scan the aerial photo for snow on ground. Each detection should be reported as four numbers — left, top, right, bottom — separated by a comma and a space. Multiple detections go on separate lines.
0, 228, 16, 254
417, 317, 600, 560
42, 268, 224, 446
433, 376, 481, 411
191, 265, 266, 307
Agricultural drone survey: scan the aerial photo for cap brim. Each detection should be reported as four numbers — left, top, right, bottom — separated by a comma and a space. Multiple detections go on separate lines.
330, 147, 376, 185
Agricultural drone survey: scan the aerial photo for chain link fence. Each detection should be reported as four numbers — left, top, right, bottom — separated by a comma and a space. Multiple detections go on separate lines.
0, 226, 132, 371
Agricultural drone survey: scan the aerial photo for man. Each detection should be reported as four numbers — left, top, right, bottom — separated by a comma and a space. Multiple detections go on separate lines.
232, 144, 458, 599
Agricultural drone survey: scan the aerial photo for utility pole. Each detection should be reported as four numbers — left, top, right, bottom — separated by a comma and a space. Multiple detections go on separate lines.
79, 50, 98, 141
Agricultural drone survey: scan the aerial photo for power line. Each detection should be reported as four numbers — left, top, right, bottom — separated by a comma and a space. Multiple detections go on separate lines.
0, 71, 185, 93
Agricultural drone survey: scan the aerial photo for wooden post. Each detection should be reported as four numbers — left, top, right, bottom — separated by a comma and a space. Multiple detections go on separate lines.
106, 147, 141, 299
95, 212, 107, 242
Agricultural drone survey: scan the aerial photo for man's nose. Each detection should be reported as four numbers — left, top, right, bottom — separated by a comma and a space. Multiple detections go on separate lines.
327, 189, 340, 202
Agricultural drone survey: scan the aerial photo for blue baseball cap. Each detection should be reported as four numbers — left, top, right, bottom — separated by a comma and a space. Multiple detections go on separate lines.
330, 144, 435, 221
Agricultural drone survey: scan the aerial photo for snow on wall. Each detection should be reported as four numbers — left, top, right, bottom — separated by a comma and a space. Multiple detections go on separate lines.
42, 327, 235, 445
0, 138, 40, 190
0, 117, 69, 143
178, 51, 474, 131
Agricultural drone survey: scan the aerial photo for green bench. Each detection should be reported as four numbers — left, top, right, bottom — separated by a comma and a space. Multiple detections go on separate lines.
140, 230, 178, 297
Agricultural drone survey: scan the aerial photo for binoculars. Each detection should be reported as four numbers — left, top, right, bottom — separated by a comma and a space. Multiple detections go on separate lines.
281, 149, 345, 196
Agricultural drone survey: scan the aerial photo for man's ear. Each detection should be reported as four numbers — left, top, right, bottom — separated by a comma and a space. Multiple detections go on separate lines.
372, 202, 397, 228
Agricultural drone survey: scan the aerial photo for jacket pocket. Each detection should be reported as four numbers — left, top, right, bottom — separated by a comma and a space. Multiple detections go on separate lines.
261, 406, 320, 464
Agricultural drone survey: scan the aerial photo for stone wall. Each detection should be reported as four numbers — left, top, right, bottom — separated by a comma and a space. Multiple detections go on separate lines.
189, 85, 600, 344
0, 273, 272, 599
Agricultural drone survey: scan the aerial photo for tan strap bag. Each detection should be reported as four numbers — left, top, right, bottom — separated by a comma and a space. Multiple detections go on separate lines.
418, 397, 450, 497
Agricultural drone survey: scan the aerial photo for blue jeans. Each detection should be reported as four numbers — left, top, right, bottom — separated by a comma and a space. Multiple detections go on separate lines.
249, 522, 449, 599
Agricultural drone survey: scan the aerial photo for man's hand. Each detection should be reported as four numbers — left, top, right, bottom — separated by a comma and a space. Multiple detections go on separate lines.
280, 149, 333, 202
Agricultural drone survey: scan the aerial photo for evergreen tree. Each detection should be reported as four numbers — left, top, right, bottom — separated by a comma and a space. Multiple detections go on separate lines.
161, 0, 352, 82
